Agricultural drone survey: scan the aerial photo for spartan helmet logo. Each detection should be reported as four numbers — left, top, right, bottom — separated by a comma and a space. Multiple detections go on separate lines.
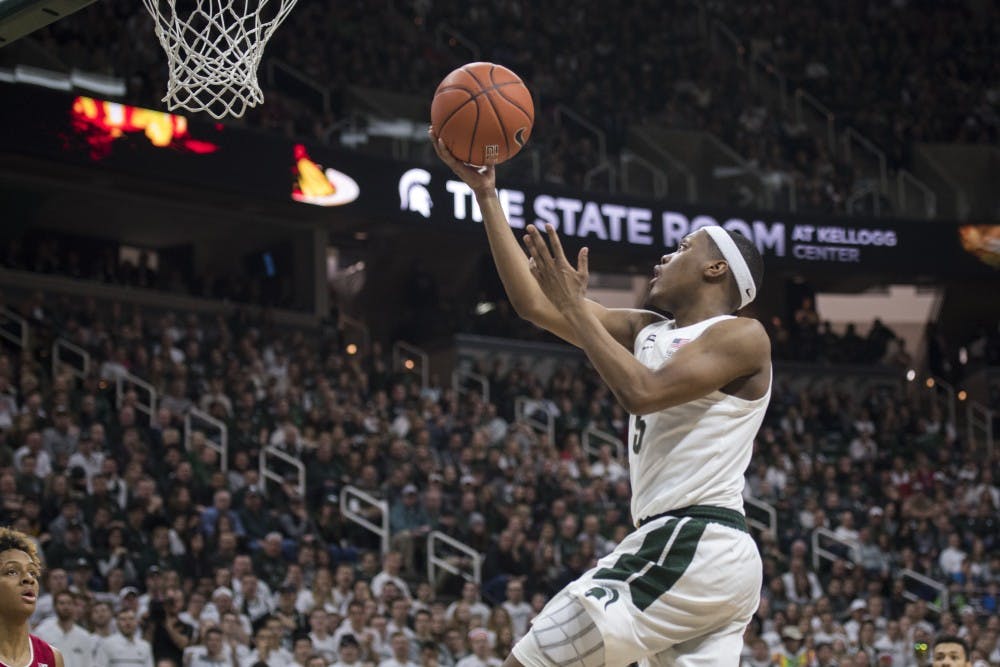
399, 168, 433, 218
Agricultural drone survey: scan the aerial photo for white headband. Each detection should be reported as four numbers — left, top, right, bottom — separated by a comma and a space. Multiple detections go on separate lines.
703, 225, 756, 310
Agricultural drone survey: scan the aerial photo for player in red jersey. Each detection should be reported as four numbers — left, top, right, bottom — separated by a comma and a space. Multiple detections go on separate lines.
0, 527, 64, 667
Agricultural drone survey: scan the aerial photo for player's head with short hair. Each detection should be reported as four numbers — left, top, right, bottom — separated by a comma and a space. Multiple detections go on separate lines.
0, 526, 42, 621
650, 227, 764, 315
0, 527, 41, 568
704, 228, 764, 313
931, 635, 970, 667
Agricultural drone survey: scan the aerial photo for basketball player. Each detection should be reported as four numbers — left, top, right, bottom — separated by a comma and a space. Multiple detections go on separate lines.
431, 131, 769, 666
0, 527, 64, 667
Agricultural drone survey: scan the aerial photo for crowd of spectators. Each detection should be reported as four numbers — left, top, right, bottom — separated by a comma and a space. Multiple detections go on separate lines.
709, 0, 999, 166
24, 1, 997, 215
1, 234, 297, 311
0, 286, 997, 666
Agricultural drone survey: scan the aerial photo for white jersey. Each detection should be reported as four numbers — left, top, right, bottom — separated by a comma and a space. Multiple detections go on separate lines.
628, 315, 770, 523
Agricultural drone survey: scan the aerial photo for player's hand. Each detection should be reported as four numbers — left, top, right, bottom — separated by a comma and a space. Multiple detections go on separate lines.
524, 224, 589, 313
428, 126, 495, 197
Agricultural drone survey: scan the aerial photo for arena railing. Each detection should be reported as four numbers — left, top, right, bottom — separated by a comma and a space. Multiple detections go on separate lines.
427, 530, 483, 589
393, 341, 429, 392
514, 396, 555, 446
451, 368, 490, 405
583, 160, 616, 194
743, 496, 778, 538
749, 53, 788, 113
554, 104, 607, 164
260, 444, 305, 500
897, 169, 937, 220
185, 407, 228, 473
708, 19, 745, 69
581, 425, 624, 462
627, 127, 698, 202
115, 371, 157, 421
620, 151, 668, 199
0, 305, 29, 351
794, 89, 837, 157
900, 568, 949, 614
811, 527, 859, 571
842, 128, 889, 197
967, 401, 994, 460
340, 485, 390, 556
52, 338, 90, 381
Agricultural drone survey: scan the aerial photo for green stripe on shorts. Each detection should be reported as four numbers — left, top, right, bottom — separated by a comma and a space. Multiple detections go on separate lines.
593, 518, 707, 611
629, 519, 707, 611
592, 519, 679, 582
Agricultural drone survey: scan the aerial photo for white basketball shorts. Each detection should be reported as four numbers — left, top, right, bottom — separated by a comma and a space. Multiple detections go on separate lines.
514, 507, 762, 667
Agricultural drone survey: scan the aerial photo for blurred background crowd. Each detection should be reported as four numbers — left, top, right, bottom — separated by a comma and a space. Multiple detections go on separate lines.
0, 288, 997, 667
22, 0, 998, 215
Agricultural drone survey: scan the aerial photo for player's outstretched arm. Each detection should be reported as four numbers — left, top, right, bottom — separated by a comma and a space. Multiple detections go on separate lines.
429, 129, 658, 349
524, 224, 770, 414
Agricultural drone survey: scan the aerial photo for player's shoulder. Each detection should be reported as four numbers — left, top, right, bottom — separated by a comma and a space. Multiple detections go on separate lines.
711, 315, 769, 339
703, 316, 771, 357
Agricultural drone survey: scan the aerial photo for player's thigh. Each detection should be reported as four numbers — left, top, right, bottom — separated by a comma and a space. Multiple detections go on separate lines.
642, 625, 746, 667
511, 590, 605, 667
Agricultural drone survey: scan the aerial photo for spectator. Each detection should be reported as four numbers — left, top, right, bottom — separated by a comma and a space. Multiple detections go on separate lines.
183, 626, 228, 667
331, 634, 363, 667
34, 590, 95, 667
95, 608, 154, 667
379, 631, 418, 667
454, 628, 500, 667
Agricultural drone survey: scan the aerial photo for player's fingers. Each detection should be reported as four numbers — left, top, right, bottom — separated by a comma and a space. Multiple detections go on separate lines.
578, 247, 589, 276
526, 226, 554, 268
433, 137, 459, 167
545, 224, 569, 264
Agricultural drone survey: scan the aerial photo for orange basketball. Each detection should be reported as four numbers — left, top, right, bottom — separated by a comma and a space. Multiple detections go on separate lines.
431, 62, 534, 166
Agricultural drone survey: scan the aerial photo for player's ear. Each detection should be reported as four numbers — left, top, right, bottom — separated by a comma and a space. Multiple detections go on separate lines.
703, 259, 728, 279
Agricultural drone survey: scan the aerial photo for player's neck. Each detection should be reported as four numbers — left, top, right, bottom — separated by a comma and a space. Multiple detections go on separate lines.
670, 300, 732, 328
0, 617, 31, 665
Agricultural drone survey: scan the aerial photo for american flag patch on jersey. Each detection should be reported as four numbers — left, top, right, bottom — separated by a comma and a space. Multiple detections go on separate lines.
669, 337, 690, 351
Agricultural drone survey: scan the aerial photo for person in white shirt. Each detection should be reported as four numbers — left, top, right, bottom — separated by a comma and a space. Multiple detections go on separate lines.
371, 552, 412, 601
939, 533, 967, 579
500, 580, 532, 642
445, 583, 490, 625
307, 608, 338, 663
66, 432, 105, 485
34, 590, 95, 667
31, 567, 69, 627
455, 629, 501, 667
330, 634, 363, 667
184, 626, 230, 667
378, 632, 417, 667
94, 609, 153, 667
234, 574, 272, 624
588, 444, 627, 483
290, 635, 315, 667
238, 624, 291, 667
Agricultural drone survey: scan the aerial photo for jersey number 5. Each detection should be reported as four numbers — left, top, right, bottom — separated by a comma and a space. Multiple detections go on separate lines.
632, 415, 647, 453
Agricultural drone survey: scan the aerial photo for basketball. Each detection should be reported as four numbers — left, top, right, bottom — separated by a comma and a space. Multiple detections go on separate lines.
431, 62, 534, 166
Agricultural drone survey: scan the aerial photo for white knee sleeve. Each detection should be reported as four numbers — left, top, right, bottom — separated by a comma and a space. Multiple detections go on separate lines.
512, 593, 605, 667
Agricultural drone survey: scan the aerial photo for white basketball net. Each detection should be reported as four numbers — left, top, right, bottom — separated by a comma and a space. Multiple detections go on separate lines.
142, 0, 298, 119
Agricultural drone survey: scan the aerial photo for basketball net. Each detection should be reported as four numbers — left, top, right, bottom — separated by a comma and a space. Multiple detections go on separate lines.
142, 0, 298, 120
